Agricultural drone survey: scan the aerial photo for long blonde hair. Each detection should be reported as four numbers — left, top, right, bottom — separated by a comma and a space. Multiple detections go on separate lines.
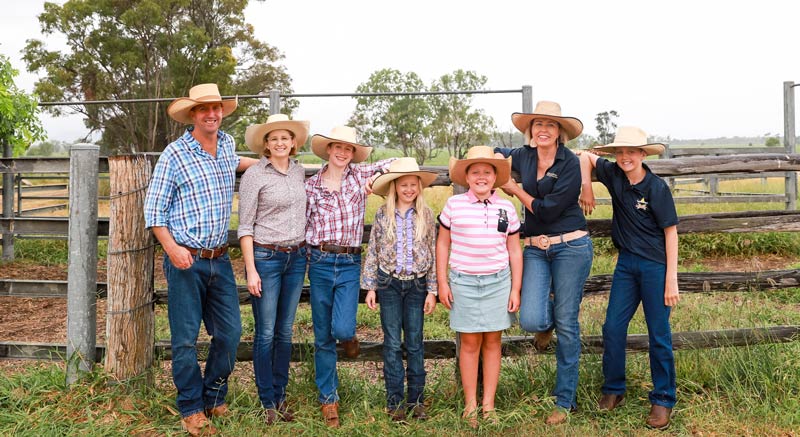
383, 177, 434, 242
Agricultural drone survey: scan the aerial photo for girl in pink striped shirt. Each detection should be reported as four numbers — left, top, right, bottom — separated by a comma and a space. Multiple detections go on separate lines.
436, 146, 523, 427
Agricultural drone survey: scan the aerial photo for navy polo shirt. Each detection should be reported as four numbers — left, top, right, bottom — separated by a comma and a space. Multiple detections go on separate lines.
595, 158, 679, 264
494, 144, 587, 237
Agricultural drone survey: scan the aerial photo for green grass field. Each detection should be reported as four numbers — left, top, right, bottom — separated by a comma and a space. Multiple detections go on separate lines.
2, 172, 800, 435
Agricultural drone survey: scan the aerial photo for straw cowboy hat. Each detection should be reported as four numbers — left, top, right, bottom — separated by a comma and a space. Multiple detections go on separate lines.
592, 126, 665, 156
372, 157, 438, 196
511, 101, 583, 142
310, 126, 373, 163
448, 145, 512, 188
244, 114, 310, 156
167, 83, 238, 124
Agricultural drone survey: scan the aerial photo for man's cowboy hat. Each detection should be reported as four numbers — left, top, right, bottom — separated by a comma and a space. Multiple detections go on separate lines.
511, 101, 583, 142
372, 157, 438, 196
448, 145, 512, 188
310, 126, 373, 163
244, 114, 310, 156
167, 83, 238, 124
592, 126, 665, 156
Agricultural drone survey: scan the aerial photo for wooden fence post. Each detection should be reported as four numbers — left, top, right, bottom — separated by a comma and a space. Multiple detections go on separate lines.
105, 155, 155, 383
66, 144, 99, 386
1, 140, 13, 260
784, 81, 797, 210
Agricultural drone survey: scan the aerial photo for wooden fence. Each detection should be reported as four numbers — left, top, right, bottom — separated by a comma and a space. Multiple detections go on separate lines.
1, 153, 800, 379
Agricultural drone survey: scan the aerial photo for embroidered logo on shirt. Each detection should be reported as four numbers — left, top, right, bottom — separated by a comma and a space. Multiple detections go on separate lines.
546, 172, 558, 179
635, 197, 649, 211
497, 208, 509, 232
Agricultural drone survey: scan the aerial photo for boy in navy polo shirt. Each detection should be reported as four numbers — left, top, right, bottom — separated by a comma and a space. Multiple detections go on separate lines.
579, 126, 679, 430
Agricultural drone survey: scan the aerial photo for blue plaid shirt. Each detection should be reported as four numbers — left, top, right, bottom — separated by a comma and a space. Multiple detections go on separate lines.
144, 128, 241, 249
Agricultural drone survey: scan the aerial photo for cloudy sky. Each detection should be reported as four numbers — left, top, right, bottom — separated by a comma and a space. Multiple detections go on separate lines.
1, 0, 799, 144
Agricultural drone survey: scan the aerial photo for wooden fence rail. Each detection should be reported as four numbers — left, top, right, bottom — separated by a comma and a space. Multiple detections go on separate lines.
2, 326, 798, 362
4, 268, 800, 301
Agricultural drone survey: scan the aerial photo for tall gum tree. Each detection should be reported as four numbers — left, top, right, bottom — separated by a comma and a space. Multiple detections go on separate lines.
23, 0, 294, 154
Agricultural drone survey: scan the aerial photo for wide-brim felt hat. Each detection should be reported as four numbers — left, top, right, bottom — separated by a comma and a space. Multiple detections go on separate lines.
511, 100, 583, 141
592, 126, 665, 156
372, 157, 438, 196
167, 83, 237, 124
448, 145, 512, 188
244, 114, 310, 156
310, 126, 372, 163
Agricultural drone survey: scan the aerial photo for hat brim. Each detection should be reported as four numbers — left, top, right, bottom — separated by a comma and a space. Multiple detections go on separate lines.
311, 134, 372, 163
245, 120, 310, 156
592, 142, 665, 156
372, 171, 438, 196
511, 112, 583, 141
168, 97, 238, 124
448, 156, 512, 188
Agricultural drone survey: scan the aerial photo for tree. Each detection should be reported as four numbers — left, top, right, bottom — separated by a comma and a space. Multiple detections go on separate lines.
595, 110, 619, 145
23, 0, 293, 154
429, 70, 495, 159
765, 136, 781, 147
349, 69, 432, 163
0, 54, 45, 156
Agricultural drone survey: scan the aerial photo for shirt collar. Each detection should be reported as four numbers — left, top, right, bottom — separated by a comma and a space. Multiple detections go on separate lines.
466, 189, 500, 204
181, 127, 224, 153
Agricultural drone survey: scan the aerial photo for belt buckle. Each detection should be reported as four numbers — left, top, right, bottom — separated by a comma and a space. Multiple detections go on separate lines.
537, 235, 551, 250
199, 247, 214, 258
396, 273, 415, 281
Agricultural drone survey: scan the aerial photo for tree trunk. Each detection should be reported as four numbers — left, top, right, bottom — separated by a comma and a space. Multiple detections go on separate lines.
105, 155, 155, 384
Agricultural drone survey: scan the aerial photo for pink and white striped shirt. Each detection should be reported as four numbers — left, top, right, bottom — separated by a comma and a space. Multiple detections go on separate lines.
438, 190, 520, 275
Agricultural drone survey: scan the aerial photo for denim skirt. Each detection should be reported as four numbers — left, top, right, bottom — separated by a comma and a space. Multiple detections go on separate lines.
449, 267, 514, 333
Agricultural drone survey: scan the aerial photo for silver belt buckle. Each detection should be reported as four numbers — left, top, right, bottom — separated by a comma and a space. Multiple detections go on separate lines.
537, 235, 551, 250
199, 247, 214, 258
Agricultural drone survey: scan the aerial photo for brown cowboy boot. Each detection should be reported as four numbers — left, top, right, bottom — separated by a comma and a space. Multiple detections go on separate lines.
180, 411, 217, 436
646, 404, 672, 429
321, 402, 340, 428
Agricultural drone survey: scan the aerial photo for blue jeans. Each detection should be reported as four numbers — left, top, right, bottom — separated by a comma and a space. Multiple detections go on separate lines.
602, 250, 676, 408
250, 246, 308, 409
164, 252, 242, 418
519, 234, 593, 410
376, 270, 427, 410
307, 247, 361, 404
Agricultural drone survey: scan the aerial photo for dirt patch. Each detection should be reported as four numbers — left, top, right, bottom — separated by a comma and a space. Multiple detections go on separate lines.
696, 254, 796, 272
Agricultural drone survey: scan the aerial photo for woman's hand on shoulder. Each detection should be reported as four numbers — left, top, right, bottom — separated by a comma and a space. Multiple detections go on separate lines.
365, 289, 378, 310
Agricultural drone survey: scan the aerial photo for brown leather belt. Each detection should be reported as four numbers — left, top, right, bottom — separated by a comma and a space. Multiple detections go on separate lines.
253, 241, 306, 253
184, 244, 229, 259
524, 230, 588, 250
310, 243, 362, 255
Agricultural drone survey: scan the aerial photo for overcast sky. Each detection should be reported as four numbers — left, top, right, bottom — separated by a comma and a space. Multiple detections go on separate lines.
1, 0, 799, 144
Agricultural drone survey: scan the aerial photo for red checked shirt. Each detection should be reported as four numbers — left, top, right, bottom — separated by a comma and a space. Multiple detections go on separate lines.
305, 159, 394, 247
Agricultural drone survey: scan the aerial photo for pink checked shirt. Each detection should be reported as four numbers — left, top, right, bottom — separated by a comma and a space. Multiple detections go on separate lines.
305, 159, 394, 247
438, 190, 521, 275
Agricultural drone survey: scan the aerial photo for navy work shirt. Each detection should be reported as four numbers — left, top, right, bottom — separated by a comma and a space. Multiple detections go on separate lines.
595, 158, 679, 264
494, 144, 587, 237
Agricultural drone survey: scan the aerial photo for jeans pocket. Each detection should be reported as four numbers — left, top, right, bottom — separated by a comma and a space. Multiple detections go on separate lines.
308, 248, 326, 265
377, 271, 393, 288
254, 247, 276, 260
565, 235, 591, 249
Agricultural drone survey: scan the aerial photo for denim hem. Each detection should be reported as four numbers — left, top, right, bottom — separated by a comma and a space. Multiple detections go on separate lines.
650, 399, 676, 408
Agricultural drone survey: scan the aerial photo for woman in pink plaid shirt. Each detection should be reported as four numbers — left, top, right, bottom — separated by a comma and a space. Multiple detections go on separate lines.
304, 125, 394, 427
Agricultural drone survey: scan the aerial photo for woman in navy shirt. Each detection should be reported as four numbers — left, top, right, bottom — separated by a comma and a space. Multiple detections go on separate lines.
494, 101, 593, 425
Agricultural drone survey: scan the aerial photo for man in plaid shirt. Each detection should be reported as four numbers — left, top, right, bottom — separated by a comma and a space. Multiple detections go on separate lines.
144, 83, 257, 436
304, 126, 394, 427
